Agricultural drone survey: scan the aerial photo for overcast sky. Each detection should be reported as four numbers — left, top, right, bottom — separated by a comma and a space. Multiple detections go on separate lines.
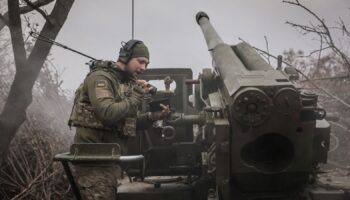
39, 0, 350, 90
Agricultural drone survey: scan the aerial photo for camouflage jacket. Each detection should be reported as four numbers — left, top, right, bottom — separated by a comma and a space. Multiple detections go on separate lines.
69, 60, 152, 143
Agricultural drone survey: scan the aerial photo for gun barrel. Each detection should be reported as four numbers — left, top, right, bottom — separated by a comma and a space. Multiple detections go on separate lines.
196, 12, 224, 50
196, 12, 247, 96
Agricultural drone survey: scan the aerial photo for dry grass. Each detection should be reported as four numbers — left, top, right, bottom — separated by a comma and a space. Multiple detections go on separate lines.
0, 58, 75, 199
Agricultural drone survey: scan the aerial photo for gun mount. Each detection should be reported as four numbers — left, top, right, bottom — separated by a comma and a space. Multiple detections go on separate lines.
54, 11, 344, 200
191, 11, 331, 199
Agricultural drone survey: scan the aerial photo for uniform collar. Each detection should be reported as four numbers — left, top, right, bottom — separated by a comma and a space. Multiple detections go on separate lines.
111, 68, 135, 83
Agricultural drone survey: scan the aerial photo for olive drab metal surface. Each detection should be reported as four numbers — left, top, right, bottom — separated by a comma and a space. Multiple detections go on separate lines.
195, 11, 334, 199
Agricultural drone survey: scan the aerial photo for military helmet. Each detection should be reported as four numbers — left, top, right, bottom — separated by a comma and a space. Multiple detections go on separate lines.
118, 40, 149, 64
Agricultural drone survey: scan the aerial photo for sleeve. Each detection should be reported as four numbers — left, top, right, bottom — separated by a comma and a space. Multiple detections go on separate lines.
85, 74, 136, 126
136, 112, 154, 130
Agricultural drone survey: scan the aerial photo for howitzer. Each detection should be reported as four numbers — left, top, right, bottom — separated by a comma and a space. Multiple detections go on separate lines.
191, 11, 330, 199
55, 11, 342, 200
123, 12, 333, 199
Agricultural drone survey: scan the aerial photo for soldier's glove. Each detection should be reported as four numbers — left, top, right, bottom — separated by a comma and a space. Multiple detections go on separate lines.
128, 85, 145, 106
136, 80, 157, 95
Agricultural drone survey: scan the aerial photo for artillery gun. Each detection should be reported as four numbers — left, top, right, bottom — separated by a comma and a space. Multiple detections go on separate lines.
54, 11, 347, 200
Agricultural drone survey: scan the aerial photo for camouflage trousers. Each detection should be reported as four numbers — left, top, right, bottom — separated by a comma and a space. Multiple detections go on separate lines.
74, 165, 121, 200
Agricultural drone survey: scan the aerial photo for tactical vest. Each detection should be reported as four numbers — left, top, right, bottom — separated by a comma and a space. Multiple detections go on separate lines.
68, 61, 133, 133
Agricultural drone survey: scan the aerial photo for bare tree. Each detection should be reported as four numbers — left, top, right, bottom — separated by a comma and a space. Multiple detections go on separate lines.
0, 0, 75, 166
283, 0, 350, 75
0, 0, 54, 31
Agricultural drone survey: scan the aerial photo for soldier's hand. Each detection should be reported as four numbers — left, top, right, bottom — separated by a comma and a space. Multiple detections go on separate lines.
136, 80, 148, 88
129, 84, 145, 106
136, 80, 157, 95
150, 104, 171, 121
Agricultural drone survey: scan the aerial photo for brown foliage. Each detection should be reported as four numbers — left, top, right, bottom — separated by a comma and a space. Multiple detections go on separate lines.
0, 34, 74, 199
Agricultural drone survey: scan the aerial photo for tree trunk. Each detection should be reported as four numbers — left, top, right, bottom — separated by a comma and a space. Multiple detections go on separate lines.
0, 0, 55, 32
0, 0, 75, 166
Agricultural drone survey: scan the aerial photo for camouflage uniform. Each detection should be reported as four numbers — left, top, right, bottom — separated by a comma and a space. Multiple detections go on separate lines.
74, 166, 118, 200
69, 60, 153, 200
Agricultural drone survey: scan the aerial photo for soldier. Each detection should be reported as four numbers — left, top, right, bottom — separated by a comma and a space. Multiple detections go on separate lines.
68, 40, 170, 200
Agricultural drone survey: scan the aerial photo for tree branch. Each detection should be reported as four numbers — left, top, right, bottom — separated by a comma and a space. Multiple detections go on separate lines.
10, 162, 57, 200
337, 17, 350, 37
0, 0, 54, 31
19, 0, 55, 14
286, 21, 327, 35
296, 46, 331, 58
7, 0, 27, 70
283, 0, 350, 74
22, 0, 53, 25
